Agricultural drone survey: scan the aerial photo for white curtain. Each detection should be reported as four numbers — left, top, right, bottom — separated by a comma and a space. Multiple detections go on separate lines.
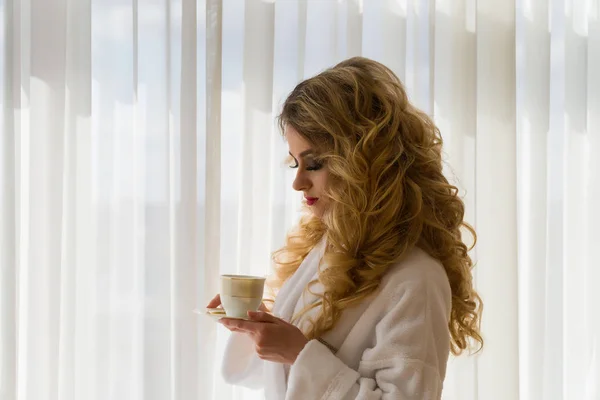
1, 1, 598, 400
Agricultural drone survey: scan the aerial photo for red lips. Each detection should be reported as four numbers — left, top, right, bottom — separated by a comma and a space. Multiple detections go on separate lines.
305, 197, 318, 206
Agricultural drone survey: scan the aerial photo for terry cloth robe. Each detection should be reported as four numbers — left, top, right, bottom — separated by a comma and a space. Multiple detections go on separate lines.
221, 237, 452, 399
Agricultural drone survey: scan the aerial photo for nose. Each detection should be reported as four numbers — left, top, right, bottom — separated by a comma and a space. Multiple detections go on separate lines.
292, 169, 311, 192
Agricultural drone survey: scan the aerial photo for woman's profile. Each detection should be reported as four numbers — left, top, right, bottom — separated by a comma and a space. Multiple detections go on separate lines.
206, 56, 483, 399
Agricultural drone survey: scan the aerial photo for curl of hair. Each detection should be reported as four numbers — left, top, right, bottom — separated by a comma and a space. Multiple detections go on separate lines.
270, 57, 483, 355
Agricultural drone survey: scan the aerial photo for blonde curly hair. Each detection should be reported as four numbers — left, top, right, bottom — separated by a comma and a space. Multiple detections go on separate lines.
270, 57, 483, 355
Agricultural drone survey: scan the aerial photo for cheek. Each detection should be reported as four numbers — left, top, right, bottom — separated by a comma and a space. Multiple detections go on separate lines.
314, 171, 329, 194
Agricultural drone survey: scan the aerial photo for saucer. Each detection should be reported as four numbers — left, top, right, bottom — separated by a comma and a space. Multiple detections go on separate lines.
194, 308, 251, 321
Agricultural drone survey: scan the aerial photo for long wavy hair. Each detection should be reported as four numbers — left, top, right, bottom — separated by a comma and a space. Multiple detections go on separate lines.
270, 57, 483, 355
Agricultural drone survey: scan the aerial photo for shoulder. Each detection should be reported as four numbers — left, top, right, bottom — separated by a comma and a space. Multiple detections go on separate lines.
375, 247, 452, 315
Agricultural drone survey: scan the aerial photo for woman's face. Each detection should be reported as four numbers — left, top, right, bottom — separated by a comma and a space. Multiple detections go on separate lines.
285, 125, 329, 218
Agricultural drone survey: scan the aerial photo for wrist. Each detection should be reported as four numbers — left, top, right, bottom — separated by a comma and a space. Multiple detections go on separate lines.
292, 337, 309, 364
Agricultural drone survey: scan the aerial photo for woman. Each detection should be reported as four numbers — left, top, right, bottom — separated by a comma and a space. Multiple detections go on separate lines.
206, 57, 483, 399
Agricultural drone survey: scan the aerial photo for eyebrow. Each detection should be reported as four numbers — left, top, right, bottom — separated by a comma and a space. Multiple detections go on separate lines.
289, 149, 314, 159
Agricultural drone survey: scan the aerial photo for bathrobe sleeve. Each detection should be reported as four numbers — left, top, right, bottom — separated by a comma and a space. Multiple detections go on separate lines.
286, 270, 452, 400
220, 330, 264, 389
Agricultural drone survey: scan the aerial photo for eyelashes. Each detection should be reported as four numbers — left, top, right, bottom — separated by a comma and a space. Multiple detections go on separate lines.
286, 156, 323, 171
285, 155, 299, 169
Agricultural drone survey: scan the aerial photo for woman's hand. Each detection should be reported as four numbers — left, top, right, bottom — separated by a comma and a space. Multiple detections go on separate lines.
205, 294, 270, 312
219, 311, 309, 365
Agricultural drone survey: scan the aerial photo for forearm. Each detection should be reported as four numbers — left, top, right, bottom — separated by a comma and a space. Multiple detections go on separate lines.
221, 331, 264, 389
287, 340, 443, 400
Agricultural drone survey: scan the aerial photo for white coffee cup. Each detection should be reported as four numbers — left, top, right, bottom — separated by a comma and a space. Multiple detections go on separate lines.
220, 274, 266, 318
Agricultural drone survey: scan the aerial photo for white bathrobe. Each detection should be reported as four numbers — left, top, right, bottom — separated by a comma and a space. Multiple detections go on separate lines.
221, 238, 452, 399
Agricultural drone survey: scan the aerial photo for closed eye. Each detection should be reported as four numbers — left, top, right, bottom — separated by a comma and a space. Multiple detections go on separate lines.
285, 155, 299, 169
285, 152, 322, 170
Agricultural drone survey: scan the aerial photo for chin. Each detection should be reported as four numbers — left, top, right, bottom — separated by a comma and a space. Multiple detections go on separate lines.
303, 201, 328, 219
